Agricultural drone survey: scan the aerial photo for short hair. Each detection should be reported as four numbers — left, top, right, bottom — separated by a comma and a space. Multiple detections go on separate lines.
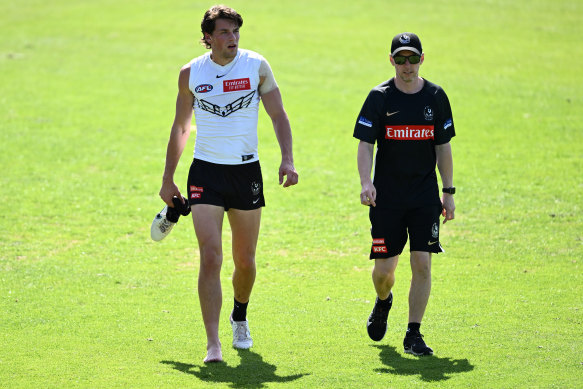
200, 5, 243, 49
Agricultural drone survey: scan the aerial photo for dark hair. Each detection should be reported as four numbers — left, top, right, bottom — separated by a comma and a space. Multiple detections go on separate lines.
200, 5, 243, 49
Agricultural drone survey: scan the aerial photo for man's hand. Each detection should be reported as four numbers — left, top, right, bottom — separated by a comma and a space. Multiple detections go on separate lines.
441, 194, 455, 223
279, 160, 298, 187
360, 181, 376, 207
159, 181, 183, 207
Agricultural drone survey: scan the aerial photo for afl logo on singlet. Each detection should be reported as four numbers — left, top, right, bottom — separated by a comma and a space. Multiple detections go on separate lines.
195, 84, 213, 93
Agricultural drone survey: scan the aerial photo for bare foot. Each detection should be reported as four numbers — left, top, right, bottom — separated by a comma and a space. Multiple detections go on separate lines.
203, 343, 222, 363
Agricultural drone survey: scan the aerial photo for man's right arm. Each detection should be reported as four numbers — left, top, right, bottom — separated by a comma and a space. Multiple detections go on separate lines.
159, 65, 194, 206
357, 140, 376, 207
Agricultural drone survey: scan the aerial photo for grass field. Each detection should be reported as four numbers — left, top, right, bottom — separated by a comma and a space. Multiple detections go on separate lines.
1, 0, 582, 387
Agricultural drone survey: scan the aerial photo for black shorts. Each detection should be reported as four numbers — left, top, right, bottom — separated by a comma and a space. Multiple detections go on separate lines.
187, 159, 265, 211
369, 205, 444, 259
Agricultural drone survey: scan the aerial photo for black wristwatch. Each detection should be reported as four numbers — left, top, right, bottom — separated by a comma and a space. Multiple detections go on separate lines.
442, 187, 456, 195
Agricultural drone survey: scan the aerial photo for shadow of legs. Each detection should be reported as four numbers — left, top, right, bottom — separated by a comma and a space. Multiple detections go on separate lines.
373, 345, 474, 382
161, 349, 309, 388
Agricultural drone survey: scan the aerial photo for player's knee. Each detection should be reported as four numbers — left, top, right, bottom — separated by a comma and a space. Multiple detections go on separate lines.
373, 263, 395, 282
199, 246, 223, 271
234, 254, 256, 271
411, 260, 431, 279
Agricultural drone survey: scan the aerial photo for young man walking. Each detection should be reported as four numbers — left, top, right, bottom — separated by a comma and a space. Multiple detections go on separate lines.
354, 32, 456, 356
157, 5, 298, 363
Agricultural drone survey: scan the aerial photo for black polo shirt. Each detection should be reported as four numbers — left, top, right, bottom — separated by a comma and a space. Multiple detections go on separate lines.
354, 78, 455, 208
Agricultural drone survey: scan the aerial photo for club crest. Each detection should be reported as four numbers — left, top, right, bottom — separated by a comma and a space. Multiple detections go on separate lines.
399, 34, 411, 44
251, 181, 261, 196
424, 106, 434, 121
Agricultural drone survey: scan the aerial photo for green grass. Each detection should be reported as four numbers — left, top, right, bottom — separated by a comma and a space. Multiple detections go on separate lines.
1, 0, 582, 387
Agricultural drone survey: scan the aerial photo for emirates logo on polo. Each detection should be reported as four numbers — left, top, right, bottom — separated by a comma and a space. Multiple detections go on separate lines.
224, 78, 251, 92
385, 125, 434, 140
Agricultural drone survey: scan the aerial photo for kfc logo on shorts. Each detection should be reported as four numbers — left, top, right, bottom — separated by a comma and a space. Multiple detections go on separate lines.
372, 238, 387, 253
224, 78, 251, 92
190, 185, 203, 199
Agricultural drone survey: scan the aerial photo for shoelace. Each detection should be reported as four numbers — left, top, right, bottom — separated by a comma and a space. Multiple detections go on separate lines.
407, 331, 424, 339
407, 333, 427, 346
371, 306, 388, 322
234, 322, 250, 340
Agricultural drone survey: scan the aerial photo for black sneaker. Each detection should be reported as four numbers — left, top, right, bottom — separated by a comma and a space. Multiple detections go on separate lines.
403, 331, 433, 356
366, 293, 392, 341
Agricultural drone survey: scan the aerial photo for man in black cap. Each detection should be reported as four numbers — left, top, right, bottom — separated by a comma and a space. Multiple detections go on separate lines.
354, 32, 456, 356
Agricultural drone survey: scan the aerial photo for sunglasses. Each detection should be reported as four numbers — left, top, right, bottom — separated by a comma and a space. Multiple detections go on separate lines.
393, 54, 421, 65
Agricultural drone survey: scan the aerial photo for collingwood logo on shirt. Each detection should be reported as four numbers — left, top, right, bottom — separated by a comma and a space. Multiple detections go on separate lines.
424, 106, 434, 121
197, 90, 256, 117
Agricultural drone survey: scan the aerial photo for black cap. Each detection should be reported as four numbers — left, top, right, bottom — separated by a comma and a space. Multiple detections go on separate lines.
391, 33, 422, 56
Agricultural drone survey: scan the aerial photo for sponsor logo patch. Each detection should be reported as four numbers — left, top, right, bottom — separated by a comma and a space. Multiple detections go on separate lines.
191, 193, 201, 199
385, 125, 434, 140
372, 238, 387, 253
223, 78, 251, 92
443, 118, 453, 130
195, 84, 213, 93
190, 185, 204, 192
373, 246, 388, 253
432, 222, 439, 238
358, 116, 373, 127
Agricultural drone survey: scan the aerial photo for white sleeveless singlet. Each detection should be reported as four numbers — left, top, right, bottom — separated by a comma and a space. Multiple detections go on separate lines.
188, 49, 263, 165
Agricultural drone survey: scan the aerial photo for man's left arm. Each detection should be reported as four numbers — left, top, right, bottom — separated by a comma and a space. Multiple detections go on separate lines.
436, 142, 455, 223
261, 87, 299, 187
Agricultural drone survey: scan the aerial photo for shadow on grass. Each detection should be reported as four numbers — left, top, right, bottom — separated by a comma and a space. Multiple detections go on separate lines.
373, 345, 474, 382
161, 349, 309, 388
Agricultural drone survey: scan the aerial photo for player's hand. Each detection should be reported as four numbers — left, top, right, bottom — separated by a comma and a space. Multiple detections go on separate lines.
159, 181, 183, 207
441, 194, 455, 223
360, 182, 376, 207
279, 161, 298, 187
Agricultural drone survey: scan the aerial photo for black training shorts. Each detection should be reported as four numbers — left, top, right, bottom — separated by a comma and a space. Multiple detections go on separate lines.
369, 205, 444, 259
187, 158, 265, 211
